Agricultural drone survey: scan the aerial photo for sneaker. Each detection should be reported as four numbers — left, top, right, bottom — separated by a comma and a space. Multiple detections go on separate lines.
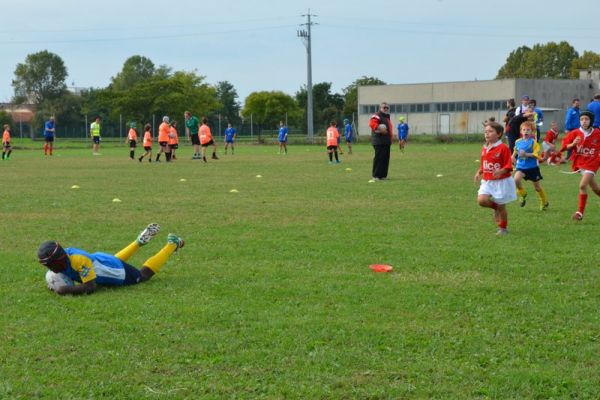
519, 193, 527, 207
329, 161, 333, 164
540, 202, 549, 211
167, 233, 185, 250
335, 160, 341, 164
212, 154, 219, 160
138, 157, 143, 163
572, 211, 583, 221
496, 228, 508, 236
137, 223, 161, 246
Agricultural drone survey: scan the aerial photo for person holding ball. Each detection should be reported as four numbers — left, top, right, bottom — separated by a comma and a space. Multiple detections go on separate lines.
37, 224, 184, 295
368, 102, 393, 180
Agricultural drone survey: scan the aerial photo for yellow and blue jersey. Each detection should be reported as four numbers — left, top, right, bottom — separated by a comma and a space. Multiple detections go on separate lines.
513, 137, 541, 170
64, 247, 128, 286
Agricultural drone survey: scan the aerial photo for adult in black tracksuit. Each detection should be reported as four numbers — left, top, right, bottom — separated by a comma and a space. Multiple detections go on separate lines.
369, 102, 393, 180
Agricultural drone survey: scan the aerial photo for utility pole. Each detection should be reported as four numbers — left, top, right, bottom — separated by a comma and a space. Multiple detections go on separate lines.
298, 9, 317, 143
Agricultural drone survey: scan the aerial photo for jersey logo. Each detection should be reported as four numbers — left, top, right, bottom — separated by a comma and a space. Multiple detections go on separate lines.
80, 266, 91, 278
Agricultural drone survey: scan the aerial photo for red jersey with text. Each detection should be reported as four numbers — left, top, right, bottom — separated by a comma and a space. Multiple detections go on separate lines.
544, 129, 559, 145
480, 141, 513, 180
561, 127, 600, 172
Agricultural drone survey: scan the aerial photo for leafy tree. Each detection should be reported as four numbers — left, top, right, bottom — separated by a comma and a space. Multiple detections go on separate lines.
110, 55, 155, 91
0, 111, 13, 131
571, 51, 600, 78
296, 82, 345, 132
496, 41, 579, 79
241, 91, 302, 129
34, 92, 84, 136
342, 76, 386, 117
496, 46, 531, 79
111, 71, 219, 127
215, 81, 241, 125
12, 50, 68, 104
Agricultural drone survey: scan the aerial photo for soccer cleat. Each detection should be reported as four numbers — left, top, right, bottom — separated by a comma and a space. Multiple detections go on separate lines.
496, 228, 508, 236
335, 160, 341, 164
572, 211, 583, 221
519, 193, 527, 207
540, 202, 549, 211
137, 223, 161, 246
167, 233, 185, 250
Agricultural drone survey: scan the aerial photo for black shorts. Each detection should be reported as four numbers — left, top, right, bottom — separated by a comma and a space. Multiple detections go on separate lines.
122, 262, 142, 285
159, 141, 168, 147
191, 135, 200, 145
170, 144, 178, 150
92, 136, 100, 144
201, 139, 214, 147
517, 166, 543, 182
129, 140, 136, 148
327, 145, 338, 150
44, 136, 54, 143
144, 146, 152, 151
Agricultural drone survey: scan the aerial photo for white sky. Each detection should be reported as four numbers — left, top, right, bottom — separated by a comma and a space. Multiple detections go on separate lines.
0, 0, 597, 103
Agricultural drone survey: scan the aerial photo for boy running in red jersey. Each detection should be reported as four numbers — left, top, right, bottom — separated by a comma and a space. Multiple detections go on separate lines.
138, 124, 153, 163
560, 110, 600, 221
541, 121, 562, 165
474, 121, 517, 236
326, 121, 341, 164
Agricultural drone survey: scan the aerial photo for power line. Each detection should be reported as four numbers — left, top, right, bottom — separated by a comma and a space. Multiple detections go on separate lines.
0, 24, 299, 45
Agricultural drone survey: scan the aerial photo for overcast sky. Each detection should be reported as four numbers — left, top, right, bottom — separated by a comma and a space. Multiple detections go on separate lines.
0, 0, 597, 103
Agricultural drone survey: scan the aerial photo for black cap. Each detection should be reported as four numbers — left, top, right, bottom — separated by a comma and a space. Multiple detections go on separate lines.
581, 110, 595, 127
38, 241, 67, 268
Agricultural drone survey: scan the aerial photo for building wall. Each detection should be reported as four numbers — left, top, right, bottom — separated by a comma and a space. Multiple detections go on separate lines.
358, 76, 597, 136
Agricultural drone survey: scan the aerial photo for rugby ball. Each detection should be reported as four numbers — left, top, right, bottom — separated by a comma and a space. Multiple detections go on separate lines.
45, 270, 74, 291
377, 123, 388, 133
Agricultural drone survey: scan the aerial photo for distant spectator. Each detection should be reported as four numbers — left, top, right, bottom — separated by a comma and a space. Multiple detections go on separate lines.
503, 98, 516, 137
515, 95, 530, 116
529, 99, 544, 141
565, 98, 581, 132
586, 94, 600, 128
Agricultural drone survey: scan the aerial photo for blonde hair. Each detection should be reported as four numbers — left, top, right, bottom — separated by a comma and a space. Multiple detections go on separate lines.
520, 120, 536, 132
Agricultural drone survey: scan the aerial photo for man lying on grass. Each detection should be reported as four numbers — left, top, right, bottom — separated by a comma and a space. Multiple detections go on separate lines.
37, 223, 184, 295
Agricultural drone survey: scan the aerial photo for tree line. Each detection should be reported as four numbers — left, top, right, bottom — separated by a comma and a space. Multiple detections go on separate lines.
5, 41, 600, 137
7, 51, 384, 137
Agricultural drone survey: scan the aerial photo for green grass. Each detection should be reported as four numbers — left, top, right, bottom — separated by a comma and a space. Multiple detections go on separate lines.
1, 142, 600, 399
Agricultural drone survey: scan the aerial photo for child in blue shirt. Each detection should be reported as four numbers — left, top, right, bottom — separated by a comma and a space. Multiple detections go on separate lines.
397, 117, 409, 152
512, 121, 549, 210
224, 123, 237, 155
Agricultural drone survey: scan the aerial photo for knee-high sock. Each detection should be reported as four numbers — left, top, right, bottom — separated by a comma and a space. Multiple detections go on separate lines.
578, 194, 588, 213
517, 187, 527, 198
536, 187, 547, 204
114, 241, 140, 262
143, 243, 177, 274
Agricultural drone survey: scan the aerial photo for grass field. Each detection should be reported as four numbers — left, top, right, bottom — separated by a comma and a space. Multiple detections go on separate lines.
1, 141, 600, 399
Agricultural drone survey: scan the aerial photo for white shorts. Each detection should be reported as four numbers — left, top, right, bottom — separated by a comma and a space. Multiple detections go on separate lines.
541, 141, 553, 152
478, 177, 517, 204
580, 169, 596, 176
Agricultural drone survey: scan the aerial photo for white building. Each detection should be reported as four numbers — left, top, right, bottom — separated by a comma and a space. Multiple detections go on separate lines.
357, 70, 599, 136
